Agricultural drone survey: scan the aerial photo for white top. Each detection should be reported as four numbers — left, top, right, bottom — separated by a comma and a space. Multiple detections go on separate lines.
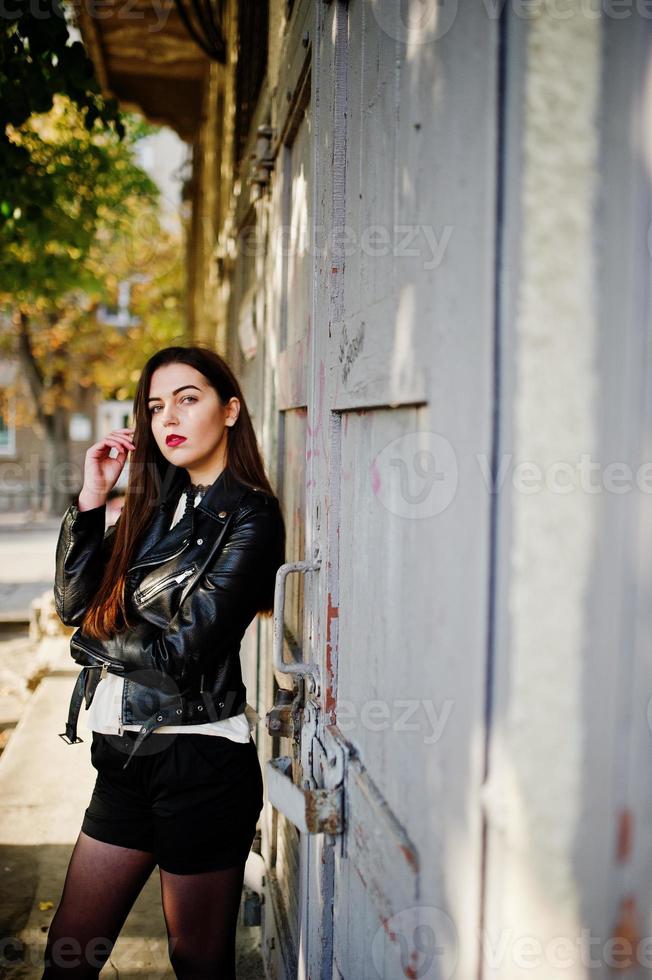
85, 486, 258, 740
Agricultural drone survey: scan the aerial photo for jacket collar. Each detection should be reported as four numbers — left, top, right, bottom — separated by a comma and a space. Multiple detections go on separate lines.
157, 463, 251, 520
128, 465, 252, 573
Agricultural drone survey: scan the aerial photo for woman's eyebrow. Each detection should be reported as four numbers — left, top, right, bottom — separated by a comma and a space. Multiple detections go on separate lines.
147, 385, 202, 404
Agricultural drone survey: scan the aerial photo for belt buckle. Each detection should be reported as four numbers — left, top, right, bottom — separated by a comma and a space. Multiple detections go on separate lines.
58, 732, 84, 744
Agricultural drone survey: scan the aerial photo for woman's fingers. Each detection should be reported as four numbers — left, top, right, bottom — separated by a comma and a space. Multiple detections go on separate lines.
103, 435, 136, 451
85, 431, 136, 473
114, 430, 136, 447
92, 438, 132, 457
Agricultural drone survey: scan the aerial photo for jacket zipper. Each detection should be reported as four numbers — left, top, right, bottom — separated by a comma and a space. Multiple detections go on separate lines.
128, 538, 191, 574
136, 566, 195, 603
71, 637, 126, 671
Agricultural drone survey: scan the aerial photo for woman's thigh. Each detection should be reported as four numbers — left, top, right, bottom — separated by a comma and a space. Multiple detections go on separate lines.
159, 860, 247, 978
44, 832, 157, 977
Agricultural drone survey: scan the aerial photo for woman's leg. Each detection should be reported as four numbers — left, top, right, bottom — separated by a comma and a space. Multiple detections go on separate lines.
159, 859, 247, 979
42, 830, 157, 979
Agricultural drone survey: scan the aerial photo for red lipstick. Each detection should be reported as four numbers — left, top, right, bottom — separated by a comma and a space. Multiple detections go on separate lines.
166, 435, 187, 447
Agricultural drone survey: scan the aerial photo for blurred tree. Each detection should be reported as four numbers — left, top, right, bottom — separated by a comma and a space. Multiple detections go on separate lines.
0, 0, 125, 227
0, 95, 187, 514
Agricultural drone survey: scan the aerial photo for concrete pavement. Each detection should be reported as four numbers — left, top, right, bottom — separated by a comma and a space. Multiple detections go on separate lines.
0, 518, 60, 624
0, 636, 175, 979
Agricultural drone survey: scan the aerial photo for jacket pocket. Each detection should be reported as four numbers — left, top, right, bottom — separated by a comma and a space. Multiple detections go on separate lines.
70, 634, 126, 671
134, 566, 196, 605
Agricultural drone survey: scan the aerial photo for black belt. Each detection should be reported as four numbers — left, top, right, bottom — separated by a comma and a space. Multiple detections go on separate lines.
59, 668, 247, 771
58, 666, 157, 769
58, 668, 87, 745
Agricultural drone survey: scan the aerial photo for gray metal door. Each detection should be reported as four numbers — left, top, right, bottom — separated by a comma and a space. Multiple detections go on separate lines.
266, 1, 500, 977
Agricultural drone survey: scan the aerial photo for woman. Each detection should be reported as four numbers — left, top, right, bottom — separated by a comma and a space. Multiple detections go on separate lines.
44, 345, 286, 979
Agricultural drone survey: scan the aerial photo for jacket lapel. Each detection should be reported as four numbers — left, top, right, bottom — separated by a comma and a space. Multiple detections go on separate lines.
127, 464, 251, 572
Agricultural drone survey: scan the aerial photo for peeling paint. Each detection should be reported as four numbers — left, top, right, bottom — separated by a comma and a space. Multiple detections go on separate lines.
398, 843, 419, 874
616, 809, 633, 863
610, 895, 640, 967
325, 591, 338, 718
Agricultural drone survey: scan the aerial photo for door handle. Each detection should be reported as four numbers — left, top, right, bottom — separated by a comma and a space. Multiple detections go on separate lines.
273, 555, 321, 694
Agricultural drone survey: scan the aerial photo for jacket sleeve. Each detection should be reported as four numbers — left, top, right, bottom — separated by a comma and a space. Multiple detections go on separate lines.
54, 501, 118, 627
89, 500, 284, 691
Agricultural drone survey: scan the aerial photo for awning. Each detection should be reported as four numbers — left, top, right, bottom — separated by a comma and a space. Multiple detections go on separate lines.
70, 0, 211, 142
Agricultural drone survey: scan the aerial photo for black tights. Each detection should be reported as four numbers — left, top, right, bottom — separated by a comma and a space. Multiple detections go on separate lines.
42, 831, 246, 979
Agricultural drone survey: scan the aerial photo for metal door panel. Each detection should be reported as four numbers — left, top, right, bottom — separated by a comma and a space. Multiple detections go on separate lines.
315, 2, 499, 978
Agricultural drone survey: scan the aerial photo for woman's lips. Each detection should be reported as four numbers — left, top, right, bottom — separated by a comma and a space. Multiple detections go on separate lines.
166, 436, 187, 446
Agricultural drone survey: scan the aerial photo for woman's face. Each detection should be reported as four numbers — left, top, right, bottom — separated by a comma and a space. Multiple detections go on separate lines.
146, 362, 239, 476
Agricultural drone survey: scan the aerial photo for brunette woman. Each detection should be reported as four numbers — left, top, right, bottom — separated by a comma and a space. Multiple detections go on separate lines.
43, 345, 285, 979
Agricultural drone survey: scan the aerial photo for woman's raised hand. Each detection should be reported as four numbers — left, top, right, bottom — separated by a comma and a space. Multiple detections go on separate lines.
77, 428, 136, 511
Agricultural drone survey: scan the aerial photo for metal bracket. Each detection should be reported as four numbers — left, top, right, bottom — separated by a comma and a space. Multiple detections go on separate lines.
266, 756, 343, 835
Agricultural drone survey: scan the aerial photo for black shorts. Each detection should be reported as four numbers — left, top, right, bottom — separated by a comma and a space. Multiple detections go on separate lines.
80, 729, 264, 875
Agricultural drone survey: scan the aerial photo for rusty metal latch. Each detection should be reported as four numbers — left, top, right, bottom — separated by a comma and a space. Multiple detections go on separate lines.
266, 756, 343, 835
264, 688, 296, 738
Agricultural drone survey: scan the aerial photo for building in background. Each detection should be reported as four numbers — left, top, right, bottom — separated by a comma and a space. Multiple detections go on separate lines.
0, 357, 96, 515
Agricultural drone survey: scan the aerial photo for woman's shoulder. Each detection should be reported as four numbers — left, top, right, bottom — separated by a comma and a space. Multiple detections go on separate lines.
234, 487, 284, 537
240, 485, 281, 511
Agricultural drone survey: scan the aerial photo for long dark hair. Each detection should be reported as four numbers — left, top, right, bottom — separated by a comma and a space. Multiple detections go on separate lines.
81, 344, 285, 640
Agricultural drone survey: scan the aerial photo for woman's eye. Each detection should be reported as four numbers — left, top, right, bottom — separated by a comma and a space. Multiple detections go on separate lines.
150, 396, 196, 415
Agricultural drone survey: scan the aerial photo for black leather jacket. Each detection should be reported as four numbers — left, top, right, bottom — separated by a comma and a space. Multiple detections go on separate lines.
54, 464, 285, 768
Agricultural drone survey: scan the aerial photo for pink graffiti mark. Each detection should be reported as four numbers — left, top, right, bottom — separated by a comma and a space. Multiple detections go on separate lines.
307, 359, 325, 438
370, 460, 381, 496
